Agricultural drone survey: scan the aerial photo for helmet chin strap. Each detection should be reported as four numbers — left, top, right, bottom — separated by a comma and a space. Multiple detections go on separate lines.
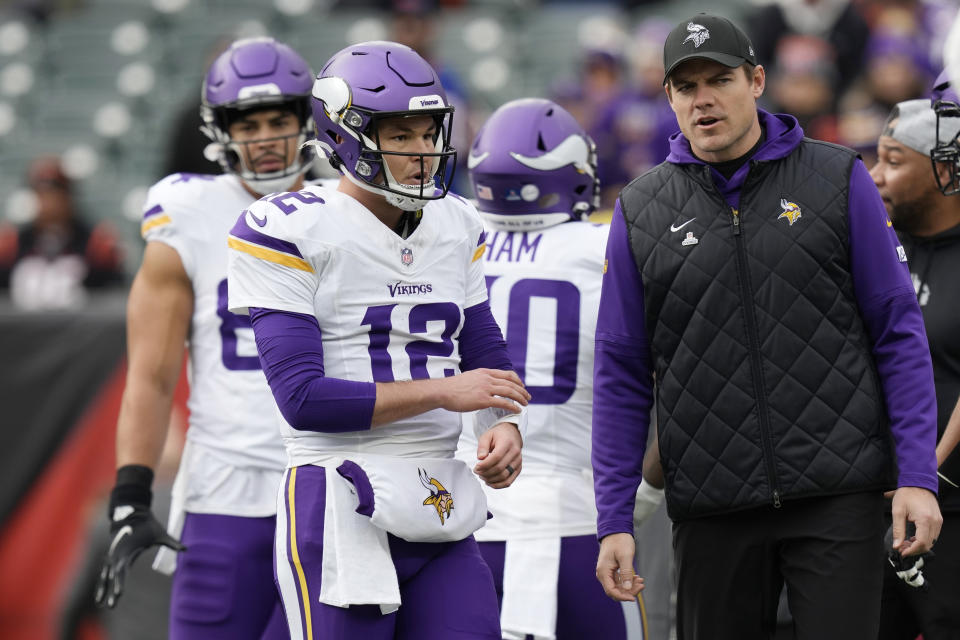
341, 171, 430, 212
242, 169, 308, 197
213, 132, 314, 196
385, 191, 430, 212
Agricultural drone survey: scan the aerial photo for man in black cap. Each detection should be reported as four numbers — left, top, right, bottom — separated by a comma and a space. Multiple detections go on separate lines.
590, 12, 943, 639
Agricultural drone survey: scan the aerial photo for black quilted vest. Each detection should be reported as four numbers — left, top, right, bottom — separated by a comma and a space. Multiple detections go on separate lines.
620, 139, 894, 521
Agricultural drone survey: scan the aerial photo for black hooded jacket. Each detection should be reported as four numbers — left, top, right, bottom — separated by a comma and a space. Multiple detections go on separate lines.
899, 221, 960, 512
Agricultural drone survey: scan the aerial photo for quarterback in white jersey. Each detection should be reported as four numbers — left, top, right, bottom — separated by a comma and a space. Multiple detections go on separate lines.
229, 185, 498, 463
96, 38, 318, 640
458, 99, 645, 640
227, 41, 528, 640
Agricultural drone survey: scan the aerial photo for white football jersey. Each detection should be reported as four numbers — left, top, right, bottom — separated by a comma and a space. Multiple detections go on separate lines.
228, 184, 489, 465
143, 173, 288, 470
457, 220, 608, 539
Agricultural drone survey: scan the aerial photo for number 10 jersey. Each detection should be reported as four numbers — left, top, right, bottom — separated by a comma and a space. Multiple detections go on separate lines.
458, 220, 609, 539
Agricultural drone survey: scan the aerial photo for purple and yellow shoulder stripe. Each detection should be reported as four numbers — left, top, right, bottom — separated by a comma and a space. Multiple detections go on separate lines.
472, 231, 486, 262
140, 204, 171, 237
228, 214, 314, 273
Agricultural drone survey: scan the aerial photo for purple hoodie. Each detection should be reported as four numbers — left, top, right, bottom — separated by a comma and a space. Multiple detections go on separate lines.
592, 109, 938, 538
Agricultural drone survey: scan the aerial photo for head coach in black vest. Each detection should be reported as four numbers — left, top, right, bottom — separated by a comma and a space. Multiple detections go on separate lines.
590, 12, 942, 640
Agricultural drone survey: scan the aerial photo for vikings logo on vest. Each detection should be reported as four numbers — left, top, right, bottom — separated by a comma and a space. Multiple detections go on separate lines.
683, 23, 710, 48
778, 198, 802, 226
400, 247, 414, 267
419, 468, 454, 525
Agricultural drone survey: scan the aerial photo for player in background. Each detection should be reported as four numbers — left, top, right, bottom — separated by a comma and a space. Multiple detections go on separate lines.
226, 41, 528, 639
456, 98, 648, 640
870, 90, 960, 640
95, 37, 317, 639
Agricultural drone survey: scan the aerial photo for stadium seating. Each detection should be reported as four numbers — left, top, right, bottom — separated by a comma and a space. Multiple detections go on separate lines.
0, 0, 742, 271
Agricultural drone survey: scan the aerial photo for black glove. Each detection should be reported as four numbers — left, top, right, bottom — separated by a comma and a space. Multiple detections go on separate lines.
94, 465, 185, 608
883, 523, 933, 591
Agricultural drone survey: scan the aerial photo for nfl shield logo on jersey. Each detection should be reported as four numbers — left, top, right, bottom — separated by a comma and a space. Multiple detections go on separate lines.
401, 247, 414, 267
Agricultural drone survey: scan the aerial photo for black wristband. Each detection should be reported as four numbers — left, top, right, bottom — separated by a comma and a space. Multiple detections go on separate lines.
110, 464, 154, 510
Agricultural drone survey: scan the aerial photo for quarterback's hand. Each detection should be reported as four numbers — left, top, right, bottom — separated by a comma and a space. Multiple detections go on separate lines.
95, 504, 185, 608
475, 422, 522, 488
596, 532, 644, 601
439, 369, 530, 414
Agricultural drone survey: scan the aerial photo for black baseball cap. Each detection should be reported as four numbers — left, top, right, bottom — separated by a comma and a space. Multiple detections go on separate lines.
662, 13, 757, 85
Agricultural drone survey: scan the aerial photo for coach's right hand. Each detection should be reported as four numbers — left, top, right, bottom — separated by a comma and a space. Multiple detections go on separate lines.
94, 465, 185, 608
597, 532, 644, 602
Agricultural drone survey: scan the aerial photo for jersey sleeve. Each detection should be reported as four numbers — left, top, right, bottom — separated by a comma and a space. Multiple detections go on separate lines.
140, 176, 196, 277
227, 197, 318, 316
463, 203, 489, 308
847, 159, 938, 492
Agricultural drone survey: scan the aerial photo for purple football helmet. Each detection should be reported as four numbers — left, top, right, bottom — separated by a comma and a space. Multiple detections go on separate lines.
200, 37, 314, 194
932, 68, 960, 104
308, 41, 456, 211
468, 98, 599, 230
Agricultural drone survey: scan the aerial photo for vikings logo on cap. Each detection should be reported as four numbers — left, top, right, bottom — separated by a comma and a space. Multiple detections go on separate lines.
419, 468, 454, 525
683, 22, 710, 48
777, 198, 802, 226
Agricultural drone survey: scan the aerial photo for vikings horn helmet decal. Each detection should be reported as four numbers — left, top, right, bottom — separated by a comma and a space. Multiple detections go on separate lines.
200, 37, 315, 195
307, 41, 457, 211
468, 98, 599, 231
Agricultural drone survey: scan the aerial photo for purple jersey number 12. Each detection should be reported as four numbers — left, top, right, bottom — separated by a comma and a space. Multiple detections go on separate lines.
361, 302, 460, 382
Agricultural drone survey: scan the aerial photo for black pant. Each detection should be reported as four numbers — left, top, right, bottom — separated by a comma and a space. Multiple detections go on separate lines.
673, 491, 884, 640
879, 510, 960, 640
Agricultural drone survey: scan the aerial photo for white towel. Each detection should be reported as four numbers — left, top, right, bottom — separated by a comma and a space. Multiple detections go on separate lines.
500, 536, 561, 640
318, 466, 401, 614
359, 455, 488, 543
315, 454, 489, 615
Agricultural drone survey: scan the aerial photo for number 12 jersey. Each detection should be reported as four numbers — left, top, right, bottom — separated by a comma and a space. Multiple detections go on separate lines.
227, 184, 490, 464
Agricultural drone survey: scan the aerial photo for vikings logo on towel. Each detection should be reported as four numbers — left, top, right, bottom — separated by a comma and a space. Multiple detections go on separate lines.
419, 468, 454, 525
777, 198, 802, 226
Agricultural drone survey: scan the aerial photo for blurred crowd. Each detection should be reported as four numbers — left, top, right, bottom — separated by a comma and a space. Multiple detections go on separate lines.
0, 156, 124, 310
2, 0, 959, 309
547, 0, 960, 208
